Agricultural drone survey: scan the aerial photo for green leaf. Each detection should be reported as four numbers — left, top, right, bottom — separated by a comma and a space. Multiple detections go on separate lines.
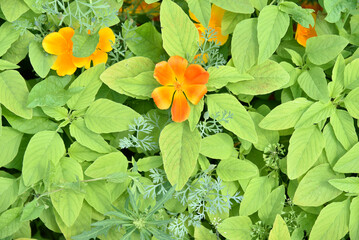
0, 207, 22, 239
159, 122, 201, 190
84, 181, 114, 214
217, 216, 252, 240
0, 0, 29, 22
324, 0, 356, 23
0, 59, 19, 71
309, 199, 349, 240
259, 98, 313, 130
330, 55, 345, 97
188, 99, 204, 131
297, 67, 329, 102
306, 35, 348, 65
344, 87, 359, 119
0, 70, 32, 119
70, 118, 112, 154
232, 18, 258, 73
0, 22, 20, 57
350, 196, 359, 240
257, 5, 289, 64
279, 2, 315, 28
85, 152, 128, 178
50, 157, 84, 227
160, 0, 198, 60
206, 94, 257, 143
323, 124, 346, 167
330, 109, 357, 150
0, 127, 22, 167
100, 57, 159, 99
68, 142, 104, 163
287, 126, 325, 179
137, 156, 163, 172
334, 142, 359, 173
21, 199, 45, 221
217, 159, 258, 181
207, 66, 253, 91
293, 164, 343, 207
84, 98, 140, 133
250, 0, 267, 11
29, 40, 56, 78
124, 22, 166, 63
329, 177, 359, 194
295, 101, 335, 128
22, 131, 65, 186
268, 215, 291, 240
250, 112, 279, 151
199, 133, 234, 159
2, 30, 34, 64
42, 106, 68, 121
222, 11, 250, 35
228, 60, 290, 95
240, 176, 272, 216
344, 58, 359, 90
67, 63, 105, 110
187, 0, 211, 28
72, 29, 99, 58
194, 225, 216, 240
0, 177, 18, 213
210, 0, 254, 14
258, 186, 286, 225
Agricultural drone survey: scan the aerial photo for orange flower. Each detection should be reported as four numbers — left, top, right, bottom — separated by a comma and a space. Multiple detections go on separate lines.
190, 5, 228, 46
73, 28, 115, 69
120, 0, 160, 18
152, 56, 209, 123
42, 27, 77, 76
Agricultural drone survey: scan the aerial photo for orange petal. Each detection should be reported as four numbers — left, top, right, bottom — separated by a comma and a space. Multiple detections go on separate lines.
184, 64, 209, 85
154, 61, 176, 85
42, 32, 68, 55
51, 54, 77, 76
189, 9, 200, 23
92, 50, 108, 66
58, 27, 75, 48
209, 4, 225, 27
295, 14, 317, 47
72, 56, 91, 68
171, 91, 190, 122
168, 56, 188, 82
151, 86, 175, 110
97, 28, 116, 52
210, 26, 228, 45
182, 84, 207, 105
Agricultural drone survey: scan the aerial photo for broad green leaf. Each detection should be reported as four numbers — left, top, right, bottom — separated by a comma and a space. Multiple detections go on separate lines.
0, 70, 32, 119
72, 29, 99, 58
0, 0, 29, 22
217, 216, 252, 240
293, 164, 343, 207
217, 159, 258, 181
240, 176, 272, 216
287, 126, 325, 179
0, 22, 20, 57
350, 196, 359, 240
329, 177, 359, 193
100, 57, 159, 99
27, 75, 79, 108
159, 122, 201, 190
258, 186, 286, 225
344, 58, 359, 90
0, 59, 19, 71
137, 156, 163, 172
210, 0, 254, 14
69, 118, 112, 154
309, 199, 349, 240
187, 0, 211, 28
200, 133, 234, 159
0, 127, 22, 167
84, 98, 140, 133
257, 5, 289, 64
2, 30, 34, 64
330, 55, 345, 98
259, 98, 313, 130
250, 0, 266, 11
268, 215, 291, 240
232, 18, 258, 73
160, 0, 198, 60
68, 142, 104, 163
85, 152, 128, 178
84, 181, 113, 214
206, 94, 257, 143
21, 199, 45, 222
29, 40, 56, 78
50, 157, 84, 227
295, 101, 335, 128
188, 99, 204, 131
306, 35, 348, 65
345, 87, 359, 118
297, 67, 329, 102
279, 2, 315, 28
250, 112, 279, 151
324, 0, 356, 23
0, 177, 18, 213
0, 207, 22, 239
42, 106, 68, 121
22, 131, 65, 186
67, 63, 105, 110
194, 225, 216, 240
222, 11, 250, 35
207, 66, 253, 91
334, 142, 359, 173
284, 48, 303, 66
227, 60, 289, 95
323, 124, 346, 167
124, 22, 166, 62
330, 109, 357, 150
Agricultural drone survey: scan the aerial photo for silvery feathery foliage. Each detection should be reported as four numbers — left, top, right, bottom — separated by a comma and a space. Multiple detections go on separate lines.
144, 168, 169, 199
13, 14, 49, 37
197, 110, 233, 137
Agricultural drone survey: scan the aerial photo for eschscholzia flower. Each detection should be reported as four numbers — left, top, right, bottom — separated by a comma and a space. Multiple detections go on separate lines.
120, 0, 160, 19
152, 56, 209, 123
190, 4, 228, 46
295, 1, 323, 47
42, 27, 77, 76
72, 28, 115, 69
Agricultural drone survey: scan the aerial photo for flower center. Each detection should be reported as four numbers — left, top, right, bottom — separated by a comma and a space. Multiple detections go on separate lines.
174, 81, 182, 91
